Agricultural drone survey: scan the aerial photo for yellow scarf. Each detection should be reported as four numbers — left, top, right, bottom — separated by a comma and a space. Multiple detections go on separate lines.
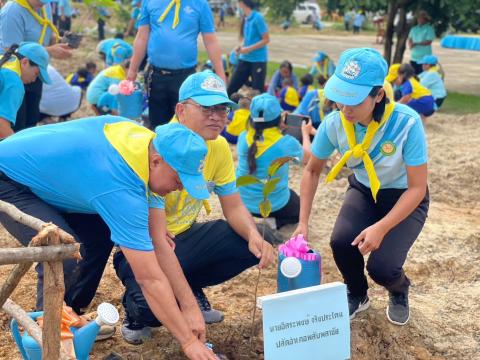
15, 0, 60, 45
316, 58, 329, 77
246, 127, 283, 158
104, 65, 126, 80
1, 56, 22, 77
317, 89, 325, 121
325, 102, 395, 202
158, 0, 181, 29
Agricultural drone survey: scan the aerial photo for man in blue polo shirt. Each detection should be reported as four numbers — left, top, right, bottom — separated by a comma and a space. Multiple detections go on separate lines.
127, 0, 226, 129
0, 119, 219, 359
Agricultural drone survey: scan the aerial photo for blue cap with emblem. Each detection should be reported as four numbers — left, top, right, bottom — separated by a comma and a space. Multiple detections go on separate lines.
179, 70, 238, 109
250, 93, 282, 123
324, 48, 387, 106
153, 123, 209, 200
312, 51, 326, 62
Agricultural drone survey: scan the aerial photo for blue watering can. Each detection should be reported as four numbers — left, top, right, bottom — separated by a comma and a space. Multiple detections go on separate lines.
117, 82, 145, 120
10, 303, 119, 360
277, 252, 322, 292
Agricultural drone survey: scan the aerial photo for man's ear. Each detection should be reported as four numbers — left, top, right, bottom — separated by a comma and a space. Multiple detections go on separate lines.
175, 103, 186, 123
376, 88, 385, 103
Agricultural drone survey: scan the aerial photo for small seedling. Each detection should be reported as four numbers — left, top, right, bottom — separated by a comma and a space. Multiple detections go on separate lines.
236, 156, 297, 345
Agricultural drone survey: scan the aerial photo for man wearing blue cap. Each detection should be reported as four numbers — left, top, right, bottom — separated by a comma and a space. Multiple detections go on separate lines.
0, 42, 51, 139
418, 54, 446, 108
114, 71, 278, 344
127, 0, 226, 130
0, 117, 219, 359
294, 48, 429, 326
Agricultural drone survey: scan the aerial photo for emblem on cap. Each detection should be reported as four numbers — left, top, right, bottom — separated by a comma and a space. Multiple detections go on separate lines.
342, 61, 361, 80
201, 77, 226, 94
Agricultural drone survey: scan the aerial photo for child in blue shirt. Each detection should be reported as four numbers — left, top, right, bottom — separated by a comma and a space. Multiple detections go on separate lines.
236, 93, 311, 230
0, 43, 51, 139
298, 73, 314, 101
66, 61, 97, 90
279, 77, 299, 112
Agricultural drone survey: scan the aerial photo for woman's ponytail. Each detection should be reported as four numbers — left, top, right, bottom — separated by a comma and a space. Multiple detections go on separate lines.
0, 44, 19, 68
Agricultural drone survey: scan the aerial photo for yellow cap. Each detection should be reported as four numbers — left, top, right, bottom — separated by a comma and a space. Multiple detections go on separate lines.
383, 79, 394, 102
385, 63, 401, 83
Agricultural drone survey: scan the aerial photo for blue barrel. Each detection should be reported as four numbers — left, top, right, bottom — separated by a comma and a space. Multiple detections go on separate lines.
277, 252, 321, 293
117, 89, 144, 120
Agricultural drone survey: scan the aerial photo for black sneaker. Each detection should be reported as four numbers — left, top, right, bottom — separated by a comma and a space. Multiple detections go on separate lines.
386, 290, 410, 325
348, 293, 370, 320
193, 289, 224, 324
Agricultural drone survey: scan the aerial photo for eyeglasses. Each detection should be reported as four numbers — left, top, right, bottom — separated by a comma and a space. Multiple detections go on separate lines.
183, 101, 231, 116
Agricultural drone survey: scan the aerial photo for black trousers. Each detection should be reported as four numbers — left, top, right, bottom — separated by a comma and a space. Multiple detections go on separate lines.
0, 173, 113, 312
227, 60, 266, 95
146, 66, 195, 130
113, 219, 278, 328
252, 189, 299, 229
59, 16, 72, 34
15, 78, 43, 132
97, 18, 105, 41
330, 175, 429, 296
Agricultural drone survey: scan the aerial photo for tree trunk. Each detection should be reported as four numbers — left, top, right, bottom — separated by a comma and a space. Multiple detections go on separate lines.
0, 263, 33, 309
393, 6, 408, 63
0, 244, 81, 265
384, 0, 398, 65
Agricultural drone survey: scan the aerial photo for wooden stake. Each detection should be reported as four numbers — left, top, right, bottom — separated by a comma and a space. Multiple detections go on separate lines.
42, 228, 65, 360
0, 244, 81, 265
2, 298, 43, 346
0, 262, 33, 309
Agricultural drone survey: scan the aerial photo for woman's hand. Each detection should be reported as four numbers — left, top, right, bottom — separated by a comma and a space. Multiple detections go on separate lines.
292, 222, 309, 240
182, 338, 218, 360
301, 119, 316, 136
351, 223, 387, 255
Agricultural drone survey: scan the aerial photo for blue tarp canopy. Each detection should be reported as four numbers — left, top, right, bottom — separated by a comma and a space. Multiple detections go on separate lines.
441, 35, 480, 51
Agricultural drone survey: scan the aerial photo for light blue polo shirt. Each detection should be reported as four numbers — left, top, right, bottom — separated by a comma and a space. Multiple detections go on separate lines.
236, 132, 303, 213
294, 89, 324, 126
408, 24, 435, 62
138, 0, 215, 69
0, 63, 24, 125
312, 103, 428, 190
0, 1, 53, 48
0, 116, 164, 251
58, 0, 73, 17
86, 66, 124, 107
132, 7, 141, 29
240, 10, 268, 63
419, 71, 446, 100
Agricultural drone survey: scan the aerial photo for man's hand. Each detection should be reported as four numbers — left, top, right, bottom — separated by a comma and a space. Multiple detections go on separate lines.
182, 338, 218, 360
237, 46, 250, 54
351, 223, 387, 255
181, 303, 206, 343
248, 230, 274, 269
47, 43, 72, 59
127, 68, 138, 82
166, 231, 176, 250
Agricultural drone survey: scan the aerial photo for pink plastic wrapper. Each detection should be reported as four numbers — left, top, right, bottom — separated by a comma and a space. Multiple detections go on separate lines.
118, 80, 135, 96
278, 234, 319, 261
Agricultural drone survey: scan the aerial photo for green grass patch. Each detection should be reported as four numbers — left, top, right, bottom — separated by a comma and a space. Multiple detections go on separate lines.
439, 92, 480, 115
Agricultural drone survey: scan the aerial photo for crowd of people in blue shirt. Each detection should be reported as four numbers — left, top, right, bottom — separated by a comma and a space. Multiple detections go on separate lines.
0, 0, 440, 358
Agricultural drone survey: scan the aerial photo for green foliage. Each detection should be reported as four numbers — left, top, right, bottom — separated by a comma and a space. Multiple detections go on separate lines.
84, 0, 121, 21
236, 156, 297, 218
260, 0, 304, 20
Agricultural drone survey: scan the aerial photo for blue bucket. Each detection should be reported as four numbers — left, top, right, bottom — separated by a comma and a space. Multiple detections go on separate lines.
277, 252, 321, 292
117, 87, 144, 120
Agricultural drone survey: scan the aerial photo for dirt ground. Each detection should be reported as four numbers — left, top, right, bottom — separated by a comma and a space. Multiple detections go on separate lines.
0, 30, 479, 360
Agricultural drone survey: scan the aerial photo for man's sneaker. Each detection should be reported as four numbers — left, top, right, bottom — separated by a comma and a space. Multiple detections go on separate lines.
120, 319, 152, 345
386, 290, 410, 326
348, 293, 370, 320
194, 289, 224, 324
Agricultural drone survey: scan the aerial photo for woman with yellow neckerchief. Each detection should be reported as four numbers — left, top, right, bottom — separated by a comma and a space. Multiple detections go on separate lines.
0, 42, 51, 139
293, 48, 429, 326
0, 0, 72, 131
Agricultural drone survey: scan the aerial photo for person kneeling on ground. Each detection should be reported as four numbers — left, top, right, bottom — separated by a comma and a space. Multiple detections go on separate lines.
0, 42, 51, 139
418, 55, 446, 108
236, 93, 312, 230
386, 63, 436, 121
66, 61, 97, 90
294, 48, 429, 326
0, 116, 221, 359
221, 94, 251, 144
114, 71, 278, 345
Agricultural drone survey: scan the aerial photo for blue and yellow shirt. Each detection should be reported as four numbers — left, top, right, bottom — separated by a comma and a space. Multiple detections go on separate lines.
0, 116, 165, 251
158, 135, 237, 235
279, 86, 299, 112
138, 0, 215, 69
400, 78, 432, 100
0, 56, 24, 125
312, 103, 428, 190
226, 108, 250, 137
236, 129, 303, 214
294, 89, 327, 126
86, 64, 126, 106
